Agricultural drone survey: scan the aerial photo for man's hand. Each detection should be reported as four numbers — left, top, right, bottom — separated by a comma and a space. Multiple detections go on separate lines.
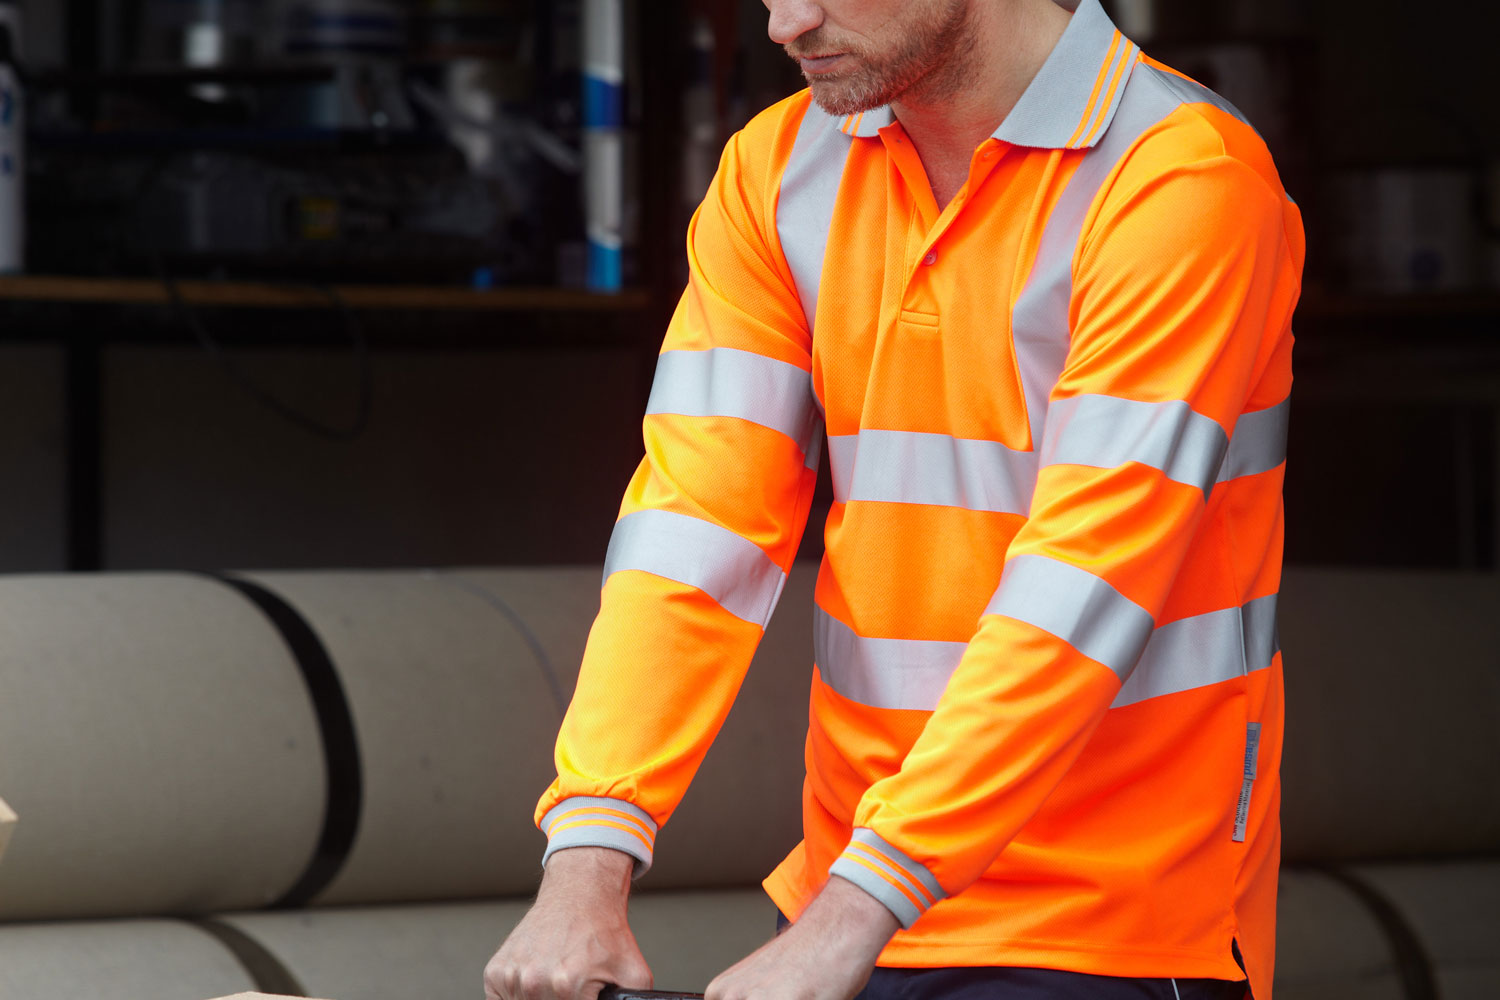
706, 876, 900, 1000
484, 847, 653, 1000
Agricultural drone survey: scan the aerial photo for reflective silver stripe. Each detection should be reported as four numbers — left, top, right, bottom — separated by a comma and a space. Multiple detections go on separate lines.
1113, 593, 1278, 707
814, 606, 966, 712
603, 509, 786, 628
540, 795, 659, 874
646, 348, 820, 458
827, 430, 1035, 514
1218, 399, 1290, 483
818, 590, 1278, 711
995, 0, 1136, 149
984, 554, 1155, 679
1041, 394, 1229, 497
829, 854, 923, 929
1010, 57, 1192, 474
776, 101, 853, 331
849, 828, 946, 904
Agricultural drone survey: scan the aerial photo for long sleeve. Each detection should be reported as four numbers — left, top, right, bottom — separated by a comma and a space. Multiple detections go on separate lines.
828, 147, 1302, 922
536, 121, 821, 874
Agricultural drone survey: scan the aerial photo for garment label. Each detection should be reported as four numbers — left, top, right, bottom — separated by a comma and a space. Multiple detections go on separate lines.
1232, 723, 1261, 843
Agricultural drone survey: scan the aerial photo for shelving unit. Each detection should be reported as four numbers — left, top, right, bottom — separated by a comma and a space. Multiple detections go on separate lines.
0, 276, 651, 312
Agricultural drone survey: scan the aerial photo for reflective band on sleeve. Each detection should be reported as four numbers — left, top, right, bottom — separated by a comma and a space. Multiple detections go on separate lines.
1112, 593, 1279, 708
1041, 394, 1229, 497
540, 795, 659, 875
1218, 399, 1290, 483
646, 348, 820, 458
827, 430, 1037, 514
814, 606, 967, 711
776, 102, 854, 331
603, 509, 787, 628
984, 554, 1155, 680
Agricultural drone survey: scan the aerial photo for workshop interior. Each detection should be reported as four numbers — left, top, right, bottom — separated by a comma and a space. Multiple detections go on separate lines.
0, 0, 1495, 998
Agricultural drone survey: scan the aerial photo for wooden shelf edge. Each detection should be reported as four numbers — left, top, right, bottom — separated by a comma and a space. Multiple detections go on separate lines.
0, 276, 653, 312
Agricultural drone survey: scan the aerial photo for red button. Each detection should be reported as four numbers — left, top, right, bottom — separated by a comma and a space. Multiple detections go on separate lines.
922, 250, 938, 266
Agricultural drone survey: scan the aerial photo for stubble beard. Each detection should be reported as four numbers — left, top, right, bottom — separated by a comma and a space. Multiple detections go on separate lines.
789, 0, 978, 117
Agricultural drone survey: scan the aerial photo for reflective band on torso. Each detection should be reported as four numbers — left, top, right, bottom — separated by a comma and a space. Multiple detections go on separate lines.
828, 430, 1036, 514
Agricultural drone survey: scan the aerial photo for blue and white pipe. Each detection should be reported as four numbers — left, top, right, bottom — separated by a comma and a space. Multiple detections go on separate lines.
582, 0, 624, 291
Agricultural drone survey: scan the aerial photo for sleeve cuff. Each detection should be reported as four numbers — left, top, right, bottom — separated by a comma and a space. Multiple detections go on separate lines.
828, 828, 947, 929
539, 795, 658, 878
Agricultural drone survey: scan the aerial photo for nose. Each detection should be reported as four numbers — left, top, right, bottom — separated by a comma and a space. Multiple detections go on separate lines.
765, 0, 824, 46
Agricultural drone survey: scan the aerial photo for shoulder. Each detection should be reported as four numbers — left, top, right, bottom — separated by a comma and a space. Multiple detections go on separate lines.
720, 90, 818, 195
1099, 56, 1290, 211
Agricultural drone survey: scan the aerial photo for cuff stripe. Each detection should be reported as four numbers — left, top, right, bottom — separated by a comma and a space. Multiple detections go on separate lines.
848, 828, 947, 903
845, 842, 936, 908
829, 855, 922, 929
547, 818, 654, 853
539, 795, 659, 877
843, 853, 925, 910
543, 806, 656, 846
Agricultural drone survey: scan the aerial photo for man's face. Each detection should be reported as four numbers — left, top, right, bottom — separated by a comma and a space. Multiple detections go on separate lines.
765, 0, 974, 116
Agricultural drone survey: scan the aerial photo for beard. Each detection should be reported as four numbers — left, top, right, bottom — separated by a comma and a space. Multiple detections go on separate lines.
786, 0, 977, 117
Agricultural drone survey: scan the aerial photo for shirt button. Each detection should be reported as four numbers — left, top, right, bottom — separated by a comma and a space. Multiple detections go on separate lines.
922, 250, 938, 266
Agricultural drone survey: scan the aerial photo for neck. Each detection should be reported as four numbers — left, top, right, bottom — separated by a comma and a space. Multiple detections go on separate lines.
892, 0, 1072, 203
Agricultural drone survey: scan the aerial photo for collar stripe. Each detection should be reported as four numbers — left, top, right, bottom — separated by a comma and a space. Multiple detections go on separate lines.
1063, 29, 1124, 149
1078, 41, 1138, 148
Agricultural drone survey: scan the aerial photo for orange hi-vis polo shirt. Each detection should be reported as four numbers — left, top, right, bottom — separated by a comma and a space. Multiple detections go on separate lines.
536, 0, 1303, 995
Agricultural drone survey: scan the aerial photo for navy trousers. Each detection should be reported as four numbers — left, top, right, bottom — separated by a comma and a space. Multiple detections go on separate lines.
851, 966, 1246, 1000
775, 913, 1248, 1000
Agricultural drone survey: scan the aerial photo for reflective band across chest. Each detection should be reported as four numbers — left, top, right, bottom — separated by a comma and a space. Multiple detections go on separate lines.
647, 347, 821, 460
603, 509, 786, 627
828, 431, 1036, 514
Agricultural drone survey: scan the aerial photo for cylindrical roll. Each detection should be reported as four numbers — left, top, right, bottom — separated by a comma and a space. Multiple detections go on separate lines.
0, 918, 257, 1000
0, 574, 325, 921
239, 569, 573, 905
582, 0, 625, 290
448, 562, 814, 890
218, 890, 775, 998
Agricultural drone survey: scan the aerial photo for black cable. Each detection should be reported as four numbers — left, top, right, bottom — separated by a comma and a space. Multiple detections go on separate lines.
130, 154, 375, 442
1315, 865, 1441, 1000
152, 249, 374, 442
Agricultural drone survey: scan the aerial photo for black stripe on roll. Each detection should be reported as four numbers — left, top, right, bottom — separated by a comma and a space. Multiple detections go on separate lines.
1316, 865, 1440, 1000
214, 574, 363, 909
187, 918, 309, 996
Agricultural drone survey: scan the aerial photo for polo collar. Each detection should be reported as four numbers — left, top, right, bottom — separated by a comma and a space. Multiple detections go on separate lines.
839, 0, 1139, 150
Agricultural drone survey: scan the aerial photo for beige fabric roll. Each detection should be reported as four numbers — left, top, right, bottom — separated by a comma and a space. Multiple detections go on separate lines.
448, 562, 815, 891
0, 575, 325, 921
219, 890, 775, 998
240, 570, 569, 905
0, 918, 256, 1000
0, 796, 14, 866
1278, 568, 1500, 861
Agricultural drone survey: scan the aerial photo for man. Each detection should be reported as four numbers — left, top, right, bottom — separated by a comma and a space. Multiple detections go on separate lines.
487, 0, 1300, 997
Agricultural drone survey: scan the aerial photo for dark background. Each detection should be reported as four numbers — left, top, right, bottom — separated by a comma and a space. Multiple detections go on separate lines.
1, 0, 1496, 575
